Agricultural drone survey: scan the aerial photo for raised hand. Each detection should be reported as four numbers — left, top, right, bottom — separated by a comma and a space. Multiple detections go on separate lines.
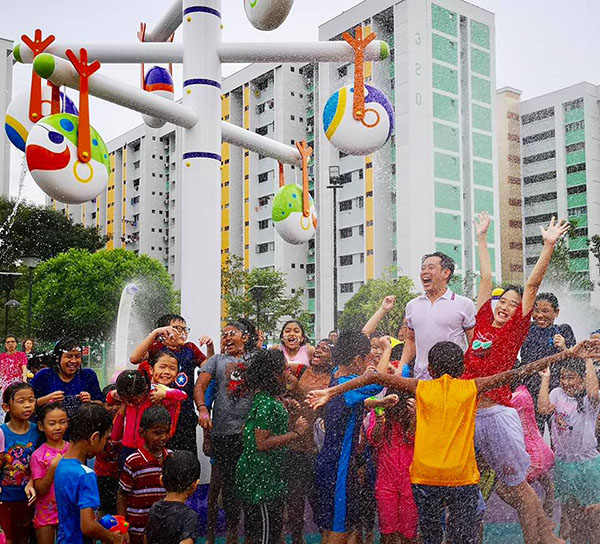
306, 389, 331, 410
198, 335, 213, 347
540, 216, 569, 246
380, 394, 399, 409
381, 296, 396, 313
570, 339, 600, 360
293, 416, 309, 435
539, 367, 551, 379
474, 211, 491, 237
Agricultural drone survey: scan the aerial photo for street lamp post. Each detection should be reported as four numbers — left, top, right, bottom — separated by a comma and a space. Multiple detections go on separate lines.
327, 166, 342, 330
4, 300, 22, 336
0, 272, 23, 336
22, 257, 41, 336
248, 285, 268, 338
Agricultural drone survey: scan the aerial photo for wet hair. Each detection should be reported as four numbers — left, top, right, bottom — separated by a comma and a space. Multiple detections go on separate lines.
115, 370, 151, 400
560, 358, 587, 412
162, 450, 201, 492
227, 318, 259, 353
52, 337, 81, 368
591, 329, 600, 337
149, 349, 178, 368
36, 402, 68, 424
279, 320, 307, 345
69, 404, 113, 442
421, 251, 455, 278
102, 384, 117, 397
4, 335, 17, 344
140, 404, 172, 431
332, 330, 371, 367
155, 314, 186, 328
428, 341, 464, 378
502, 284, 524, 299
2, 382, 34, 404
22, 337, 35, 351
242, 349, 286, 396
382, 390, 414, 443
536, 293, 559, 311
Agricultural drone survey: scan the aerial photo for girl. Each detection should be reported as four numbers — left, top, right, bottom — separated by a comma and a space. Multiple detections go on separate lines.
274, 320, 315, 366
538, 358, 600, 543
235, 349, 309, 544
30, 403, 69, 544
366, 391, 417, 544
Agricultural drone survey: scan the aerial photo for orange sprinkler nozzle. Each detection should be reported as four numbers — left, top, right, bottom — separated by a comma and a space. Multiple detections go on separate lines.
295, 140, 313, 218
342, 26, 376, 122
21, 29, 56, 123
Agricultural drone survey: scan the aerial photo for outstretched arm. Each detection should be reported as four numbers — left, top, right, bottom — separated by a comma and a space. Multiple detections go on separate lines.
363, 296, 396, 337
537, 368, 555, 415
474, 212, 493, 311
586, 357, 600, 406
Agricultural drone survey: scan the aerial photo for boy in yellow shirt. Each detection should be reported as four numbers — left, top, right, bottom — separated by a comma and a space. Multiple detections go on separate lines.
308, 338, 600, 544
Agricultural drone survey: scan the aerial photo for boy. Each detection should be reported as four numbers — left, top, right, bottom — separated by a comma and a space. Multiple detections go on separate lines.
146, 450, 201, 544
308, 339, 600, 543
117, 405, 171, 544
54, 404, 122, 544
0, 382, 38, 544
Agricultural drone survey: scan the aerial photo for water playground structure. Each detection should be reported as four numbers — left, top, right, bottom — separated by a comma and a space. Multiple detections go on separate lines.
6, 0, 394, 342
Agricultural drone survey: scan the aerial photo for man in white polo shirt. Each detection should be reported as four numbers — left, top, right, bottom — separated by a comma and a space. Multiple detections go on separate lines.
398, 251, 476, 380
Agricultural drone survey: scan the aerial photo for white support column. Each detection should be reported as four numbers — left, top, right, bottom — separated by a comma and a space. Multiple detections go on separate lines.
145, 0, 184, 42
181, 0, 222, 347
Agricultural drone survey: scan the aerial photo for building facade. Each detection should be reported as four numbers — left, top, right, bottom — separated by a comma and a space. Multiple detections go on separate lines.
0, 37, 13, 197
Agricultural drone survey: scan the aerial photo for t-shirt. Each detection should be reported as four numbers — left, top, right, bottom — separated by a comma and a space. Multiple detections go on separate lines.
55, 458, 101, 544
549, 387, 600, 462
236, 392, 289, 504
462, 299, 532, 406
31, 441, 69, 527
405, 289, 476, 380
0, 351, 26, 391
199, 353, 254, 436
30, 368, 104, 419
146, 500, 198, 544
0, 422, 40, 501
410, 375, 479, 486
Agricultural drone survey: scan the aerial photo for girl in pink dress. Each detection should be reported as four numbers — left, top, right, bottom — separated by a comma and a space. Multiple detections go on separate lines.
275, 320, 315, 366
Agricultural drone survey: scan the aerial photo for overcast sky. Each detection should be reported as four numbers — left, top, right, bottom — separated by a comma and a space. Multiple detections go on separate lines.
2, 0, 600, 202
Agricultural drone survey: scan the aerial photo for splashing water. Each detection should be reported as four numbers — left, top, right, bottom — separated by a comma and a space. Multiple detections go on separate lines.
0, 156, 28, 254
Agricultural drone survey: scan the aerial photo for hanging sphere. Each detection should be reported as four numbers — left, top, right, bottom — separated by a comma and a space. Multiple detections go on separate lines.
323, 84, 394, 155
272, 184, 317, 245
243, 0, 294, 31
4, 87, 78, 152
25, 113, 110, 205
142, 66, 174, 129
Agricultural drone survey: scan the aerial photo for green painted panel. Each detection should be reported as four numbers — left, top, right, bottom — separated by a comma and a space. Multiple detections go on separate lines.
449, 274, 463, 295
308, 298, 315, 313
470, 20, 490, 49
432, 34, 458, 65
570, 214, 588, 227
473, 160, 493, 187
435, 212, 462, 240
566, 171, 586, 187
569, 237, 588, 251
433, 93, 458, 123
433, 63, 458, 94
434, 122, 460, 152
472, 104, 492, 131
565, 129, 585, 145
435, 182, 461, 210
432, 4, 457, 37
471, 76, 491, 104
436, 242, 462, 268
566, 150, 586, 166
475, 188, 494, 215
567, 192, 587, 208
473, 133, 493, 159
569, 257, 589, 272
476, 247, 496, 273
471, 48, 490, 76
564, 108, 584, 125
434, 152, 460, 181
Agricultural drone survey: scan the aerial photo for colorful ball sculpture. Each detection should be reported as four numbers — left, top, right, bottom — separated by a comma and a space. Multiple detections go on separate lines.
272, 184, 317, 245
142, 66, 174, 129
25, 113, 110, 204
323, 84, 394, 156
243, 0, 294, 31
4, 87, 78, 152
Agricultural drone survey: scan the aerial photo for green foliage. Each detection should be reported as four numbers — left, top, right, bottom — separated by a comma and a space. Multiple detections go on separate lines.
547, 219, 593, 291
32, 249, 178, 341
337, 273, 416, 335
222, 255, 307, 341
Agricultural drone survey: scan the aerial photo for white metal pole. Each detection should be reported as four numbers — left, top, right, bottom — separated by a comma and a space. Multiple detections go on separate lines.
144, 0, 184, 42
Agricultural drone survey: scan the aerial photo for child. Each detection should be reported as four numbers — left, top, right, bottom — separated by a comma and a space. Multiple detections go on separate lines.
273, 320, 315, 365
31, 403, 69, 544
117, 405, 171, 544
366, 391, 417, 544
0, 382, 38, 544
130, 314, 214, 453
54, 403, 123, 544
235, 349, 309, 544
109, 353, 186, 458
95, 384, 121, 515
146, 450, 201, 544
308, 339, 600, 544
538, 358, 600, 542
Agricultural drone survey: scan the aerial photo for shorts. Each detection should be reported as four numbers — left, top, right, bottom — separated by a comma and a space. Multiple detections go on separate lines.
475, 405, 530, 487
376, 485, 418, 538
212, 434, 244, 529
0, 501, 34, 541
97, 476, 119, 514
243, 499, 284, 544
554, 456, 600, 506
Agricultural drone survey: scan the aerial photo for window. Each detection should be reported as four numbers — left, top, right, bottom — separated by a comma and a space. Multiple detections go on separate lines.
339, 200, 352, 212
338, 65, 348, 78
358, 225, 364, 236
256, 103, 266, 114
307, 263, 315, 274
510, 242, 523, 250
308, 288, 315, 298
356, 196, 364, 208
258, 172, 269, 183
256, 125, 269, 136
523, 171, 556, 185
523, 150, 556, 164
568, 206, 587, 217
290, 115, 295, 121
340, 227, 353, 239
522, 107, 554, 125
256, 243, 269, 254
258, 195, 271, 207
258, 219, 270, 229
509, 198, 522, 206
522, 130, 555, 145
340, 283, 354, 293
525, 213, 555, 225
564, 97, 583, 111
567, 185, 586, 195
291, 263, 296, 269
566, 163, 586, 174
565, 120, 585, 133
290, 66, 295, 72
340, 255, 353, 266
524, 192, 557, 206
566, 142, 585, 154
509, 220, 522, 228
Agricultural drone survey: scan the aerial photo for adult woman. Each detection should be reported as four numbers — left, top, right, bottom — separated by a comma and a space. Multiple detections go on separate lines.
0, 335, 28, 423
22, 338, 35, 358
30, 338, 103, 419
274, 320, 315, 366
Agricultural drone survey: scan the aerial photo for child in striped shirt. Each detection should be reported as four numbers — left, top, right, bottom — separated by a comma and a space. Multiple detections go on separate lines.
117, 405, 171, 544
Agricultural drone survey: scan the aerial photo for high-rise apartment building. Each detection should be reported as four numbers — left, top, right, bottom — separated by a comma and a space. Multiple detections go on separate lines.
0, 37, 13, 197
520, 82, 600, 304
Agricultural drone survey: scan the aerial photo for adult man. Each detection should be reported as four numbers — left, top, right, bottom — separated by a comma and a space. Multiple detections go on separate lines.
399, 252, 475, 380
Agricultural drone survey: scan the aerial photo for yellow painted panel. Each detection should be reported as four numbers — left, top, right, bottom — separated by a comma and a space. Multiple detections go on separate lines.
364, 24, 373, 80
367, 255, 374, 280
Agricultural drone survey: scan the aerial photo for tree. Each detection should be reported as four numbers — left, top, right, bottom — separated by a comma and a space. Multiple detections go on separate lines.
0, 195, 108, 268
222, 255, 308, 340
31, 249, 178, 341
337, 273, 416, 335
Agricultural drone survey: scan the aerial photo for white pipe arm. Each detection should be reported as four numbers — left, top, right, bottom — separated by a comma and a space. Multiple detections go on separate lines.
32, 53, 198, 129
144, 0, 183, 42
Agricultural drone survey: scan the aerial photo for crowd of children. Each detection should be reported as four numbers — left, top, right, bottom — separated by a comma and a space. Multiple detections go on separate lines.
4, 214, 600, 543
